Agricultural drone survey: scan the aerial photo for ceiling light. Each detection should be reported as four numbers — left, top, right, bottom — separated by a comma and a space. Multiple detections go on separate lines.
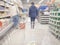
27, 0, 29, 3
39, 0, 44, 4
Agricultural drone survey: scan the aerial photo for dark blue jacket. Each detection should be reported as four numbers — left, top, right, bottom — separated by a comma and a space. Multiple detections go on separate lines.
29, 5, 38, 17
12, 15, 19, 26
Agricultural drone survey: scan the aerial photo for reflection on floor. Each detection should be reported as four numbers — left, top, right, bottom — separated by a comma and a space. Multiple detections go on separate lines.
2, 18, 60, 45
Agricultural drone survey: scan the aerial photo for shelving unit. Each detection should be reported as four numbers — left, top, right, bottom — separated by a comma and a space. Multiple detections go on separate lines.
0, 0, 23, 41
0, 22, 13, 40
0, 1, 5, 6
0, 0, 10, 18
38, 11, 49, 24
0, 0, 13, 40
49, 11, 60, 39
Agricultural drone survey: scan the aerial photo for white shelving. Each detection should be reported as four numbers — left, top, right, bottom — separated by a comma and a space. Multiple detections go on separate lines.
38, 11, 49, 24
0, 0, 23, 41
49, 11, 60, 39
0, 22, 13, 40
0, 0, 10, 19
0, 0, 12, 40
0, 1, 5, 6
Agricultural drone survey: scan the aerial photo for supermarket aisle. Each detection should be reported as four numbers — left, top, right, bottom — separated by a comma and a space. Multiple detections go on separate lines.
2, 17, 60, 45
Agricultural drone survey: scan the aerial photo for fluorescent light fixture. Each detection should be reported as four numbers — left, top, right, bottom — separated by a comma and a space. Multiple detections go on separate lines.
27, 0, 29, 3
20, 0, 23, 8
39, 0, 44, 4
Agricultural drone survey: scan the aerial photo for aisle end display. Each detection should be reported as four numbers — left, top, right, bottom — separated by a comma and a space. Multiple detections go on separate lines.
38, 6, 49, 24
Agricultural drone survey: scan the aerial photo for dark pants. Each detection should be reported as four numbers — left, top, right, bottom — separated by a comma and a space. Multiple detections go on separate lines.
30, 17, 36, 29
31, 17, 35, 22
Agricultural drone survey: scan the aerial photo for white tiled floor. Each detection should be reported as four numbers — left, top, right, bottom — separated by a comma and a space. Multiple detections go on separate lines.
2, 17, 60, 45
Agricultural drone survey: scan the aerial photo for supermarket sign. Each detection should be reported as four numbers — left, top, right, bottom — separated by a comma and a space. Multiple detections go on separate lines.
39, 6, 48, 11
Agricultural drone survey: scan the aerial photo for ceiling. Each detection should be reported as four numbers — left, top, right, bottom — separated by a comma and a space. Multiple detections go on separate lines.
21, 0, 50, 8
21, 0, 42, 4
21, 0, 51, 6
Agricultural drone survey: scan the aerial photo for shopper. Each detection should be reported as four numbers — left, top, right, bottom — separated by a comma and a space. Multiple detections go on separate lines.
29, 2, 38, 29
9, 5, 19, 29
12, 14, 20, 29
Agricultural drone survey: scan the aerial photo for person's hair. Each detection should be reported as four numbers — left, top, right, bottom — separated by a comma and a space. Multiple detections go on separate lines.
31, 2, 34, 5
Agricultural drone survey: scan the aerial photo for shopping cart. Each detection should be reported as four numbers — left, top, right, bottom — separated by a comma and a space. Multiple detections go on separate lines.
19, 16, 26, 30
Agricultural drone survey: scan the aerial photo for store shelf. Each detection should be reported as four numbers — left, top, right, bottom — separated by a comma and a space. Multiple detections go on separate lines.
0, 22, 13, 39
49, 21, 60, 27
50, 15, 60, 18
38, 12, 49, 24
0, 15, 10, 19
0, 10, 8, 12
0, 10, 5, 12
0, 1, 5, 6
49, 25, 59, 31
49, 10, 60, 39
0, 0, 13, 40
50, 19, 60, 22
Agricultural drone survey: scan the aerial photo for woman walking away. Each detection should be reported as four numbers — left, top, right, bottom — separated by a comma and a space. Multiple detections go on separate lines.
29, 2, 38, 29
